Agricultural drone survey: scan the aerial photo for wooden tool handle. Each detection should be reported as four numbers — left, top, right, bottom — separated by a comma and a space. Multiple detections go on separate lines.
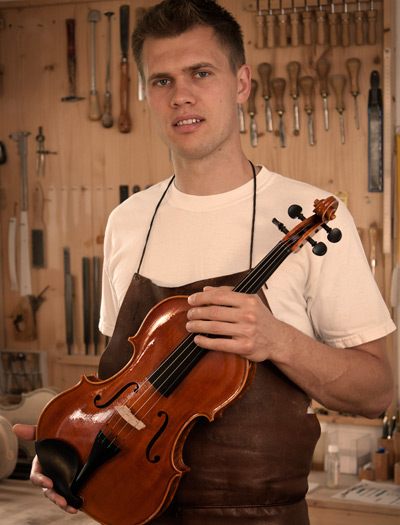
89, 91, 102, 121
346, 58, 361, 95
272, 78, 286, 113
248, 79, 258, 115
287, 61, 300, 96
257, 62, 272, 97
289, 12, 300, 47
341, 12, 351, 47
266, 14, 275, 48
255, 14, 265, 49
316, 58, 330, 95
330, 74, 346, 110
118, 59, 131, 133
299, 76, 314, 112
367, 9, 377, 45
328, 13, 339, 47
302, 11, 313, 45
101, 92, 113, 128
316, 10, 327, 45
354, 10, 364, 45
277, 13, 289, 48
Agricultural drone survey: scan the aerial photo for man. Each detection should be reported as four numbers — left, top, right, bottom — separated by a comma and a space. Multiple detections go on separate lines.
14, 1, 394, 524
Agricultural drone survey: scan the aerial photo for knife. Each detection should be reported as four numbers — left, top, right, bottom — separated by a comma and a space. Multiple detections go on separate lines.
64, 247, 74, 354
368, 70, 383, 192
118, 5, 131, 133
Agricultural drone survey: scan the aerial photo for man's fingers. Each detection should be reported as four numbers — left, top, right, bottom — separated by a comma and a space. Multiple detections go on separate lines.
13, 423, 36, 441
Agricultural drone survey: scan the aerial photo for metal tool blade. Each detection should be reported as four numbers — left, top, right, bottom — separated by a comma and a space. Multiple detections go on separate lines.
293, 98, 300, 135
354, 96, 359, 130
238, 104, 245, 133
265, 101, 273, 132
339, 112, 345, 145
63, 247, 73, 354
368, 70, 383, 192
307, 114, 315, 146
279, 115, 286, 148
323, 96, 329, 131
250, 116, 258, 147
20, 210, 32, 296
32, 181, 45, 268
82, 257, 91, 355
120, 5, 130, 59
8, 216, 18, 290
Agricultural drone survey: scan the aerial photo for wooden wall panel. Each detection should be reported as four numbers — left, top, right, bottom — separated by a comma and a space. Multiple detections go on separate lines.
0, 0, 394, 393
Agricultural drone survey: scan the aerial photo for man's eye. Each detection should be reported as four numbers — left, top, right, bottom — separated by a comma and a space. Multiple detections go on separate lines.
196, 71, 209, 78
156, 79, 169, 86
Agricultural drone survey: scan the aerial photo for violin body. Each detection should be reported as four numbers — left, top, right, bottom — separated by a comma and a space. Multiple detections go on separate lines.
36, 296, 253, 525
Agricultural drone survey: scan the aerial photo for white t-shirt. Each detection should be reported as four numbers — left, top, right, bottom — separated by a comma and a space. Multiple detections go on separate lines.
100, 166, 395, 348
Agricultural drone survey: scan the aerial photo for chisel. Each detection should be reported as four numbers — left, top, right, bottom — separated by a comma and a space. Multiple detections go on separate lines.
287, 61, 300, 136
289, 0, 300, 47
255, 0, 265, 49
63, 247, 74, 354
87, 10, 102, 121
368, 70, 383, 192
32, 181, 45, 268
247, 79, 258, 147
277, 1, 289, 48
61, 19, 84, 102
369, 223, 378, 276
341, 1, 351, 47
328, 0, 339, 47
367, 1, 377, 45
346, 58, 361, 130
354, 1, 365, 46
257, 62, 273, 132
266, 1, 275, 49
299, 76, 315, 146
316, 59, 330, 131
82, 257, 91, 355
101, 11, 114, 128
331, 74, 346, 145
272, 78, 286, 148
238, 104, 245, 133
118, 5, 132, 133
316, 0, 327, 45
302, 0, 312, 46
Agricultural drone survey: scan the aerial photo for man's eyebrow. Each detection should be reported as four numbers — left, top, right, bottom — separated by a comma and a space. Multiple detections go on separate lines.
147, 62, 218, 83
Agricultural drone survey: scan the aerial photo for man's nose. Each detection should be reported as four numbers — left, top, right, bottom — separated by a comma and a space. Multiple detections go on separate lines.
170, 80, 196, 107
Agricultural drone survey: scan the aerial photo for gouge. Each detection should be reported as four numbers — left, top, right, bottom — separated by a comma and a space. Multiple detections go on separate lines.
346, 58, 361, 129
272, 78, 286, 148
287, 61, 300, 136
316, 59, 330, 131
331, 74, 346, 145
118, 5, 132, 133
258, 62, 273, 132
299, 76, 315, 146
248, 79, 258, 147
88, 10, 102, 120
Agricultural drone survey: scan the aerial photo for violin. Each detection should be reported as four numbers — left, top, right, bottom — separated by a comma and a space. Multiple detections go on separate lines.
36, 196, 341, 525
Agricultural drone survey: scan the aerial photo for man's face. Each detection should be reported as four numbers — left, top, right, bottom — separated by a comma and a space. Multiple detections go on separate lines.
142, 25, 249, 162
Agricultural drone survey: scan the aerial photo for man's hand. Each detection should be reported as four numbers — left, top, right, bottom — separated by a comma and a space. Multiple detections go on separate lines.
12, 424, 79, 514
186, 286, 275, 362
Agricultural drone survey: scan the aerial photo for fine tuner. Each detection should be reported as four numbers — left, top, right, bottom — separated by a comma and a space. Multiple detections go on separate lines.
273, 202, 342, 256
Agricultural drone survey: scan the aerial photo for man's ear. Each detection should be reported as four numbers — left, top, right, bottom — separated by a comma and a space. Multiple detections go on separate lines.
237, 65, 252, 105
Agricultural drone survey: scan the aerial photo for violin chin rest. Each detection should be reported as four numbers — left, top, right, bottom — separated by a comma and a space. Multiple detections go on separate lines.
35, 438, 83, 509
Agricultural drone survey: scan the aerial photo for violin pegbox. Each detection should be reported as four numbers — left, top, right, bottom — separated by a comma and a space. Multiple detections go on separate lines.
273, 196, 342, 257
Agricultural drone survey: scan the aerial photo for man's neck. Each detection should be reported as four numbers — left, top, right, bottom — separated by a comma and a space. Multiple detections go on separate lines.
171, 152, 255, 196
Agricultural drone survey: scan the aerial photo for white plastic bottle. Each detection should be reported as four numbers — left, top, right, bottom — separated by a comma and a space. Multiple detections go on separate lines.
326, 443, 340, 489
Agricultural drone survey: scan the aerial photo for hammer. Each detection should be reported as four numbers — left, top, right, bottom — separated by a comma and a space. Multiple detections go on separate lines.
62, 19, 84, 102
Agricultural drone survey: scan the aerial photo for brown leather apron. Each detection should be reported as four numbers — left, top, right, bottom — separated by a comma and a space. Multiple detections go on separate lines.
99, 272, 320, 525
99, 168, 320, 523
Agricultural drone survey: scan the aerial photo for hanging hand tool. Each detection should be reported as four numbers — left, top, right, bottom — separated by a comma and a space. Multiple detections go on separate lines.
272, 78, 286, 148
257, 62, 273, 132
35, 126, 57, 177
316, 1, 327, 45
64, 247, 74, 355
367, 1, 377, 45
87, 10, 102, 121
32, 181, 45, 268
9, 131, 32, 296
346, 58, 361, 130
277, 1, 289, 48
354, 1, 365, 46
247, 79, 258, 147
118, 5, 132, 133
287, 61, 300, 136
328, 0, 339, 47
255, 0, 265, 49
238, 104, 245, 133
289, 0, 300, 47
12, 286, 49, 341
135, 7, 147, 102
82, 257, 91, 355
302, 0, 312, 46
341, 1, 351, 47
331, 74, 346, 145
266, 1, 275, 49
316, 59, 330, 131
93, 256, 101, 355
368, 70, 383, 192
0, 141, 6, 165
61, 19, 84, 102
299, 76, 315, 147
101, 11, 114, 128
369, 223, 378, 276
8, 203, 18, 291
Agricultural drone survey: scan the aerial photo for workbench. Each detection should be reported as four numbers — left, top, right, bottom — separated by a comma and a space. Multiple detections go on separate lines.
307, 471, 400, 525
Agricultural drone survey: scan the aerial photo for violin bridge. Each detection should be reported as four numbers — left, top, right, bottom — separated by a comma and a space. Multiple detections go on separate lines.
115, 405, 146, 430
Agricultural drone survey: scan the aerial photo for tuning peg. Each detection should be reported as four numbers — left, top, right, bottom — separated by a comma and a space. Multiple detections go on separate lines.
288, 204, 342, 243
308, 237, 327, 256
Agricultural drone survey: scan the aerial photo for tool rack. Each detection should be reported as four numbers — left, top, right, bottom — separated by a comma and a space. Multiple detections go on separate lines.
0, 0, 397, 416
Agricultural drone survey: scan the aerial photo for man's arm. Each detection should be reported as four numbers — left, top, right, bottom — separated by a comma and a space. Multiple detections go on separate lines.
186, 287, 393, 419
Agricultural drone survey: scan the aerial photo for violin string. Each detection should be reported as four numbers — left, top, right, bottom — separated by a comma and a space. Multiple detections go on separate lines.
103, 218, 321, 443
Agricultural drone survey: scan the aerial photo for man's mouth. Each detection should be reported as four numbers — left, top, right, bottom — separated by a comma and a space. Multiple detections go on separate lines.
175, 118, 202, 127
